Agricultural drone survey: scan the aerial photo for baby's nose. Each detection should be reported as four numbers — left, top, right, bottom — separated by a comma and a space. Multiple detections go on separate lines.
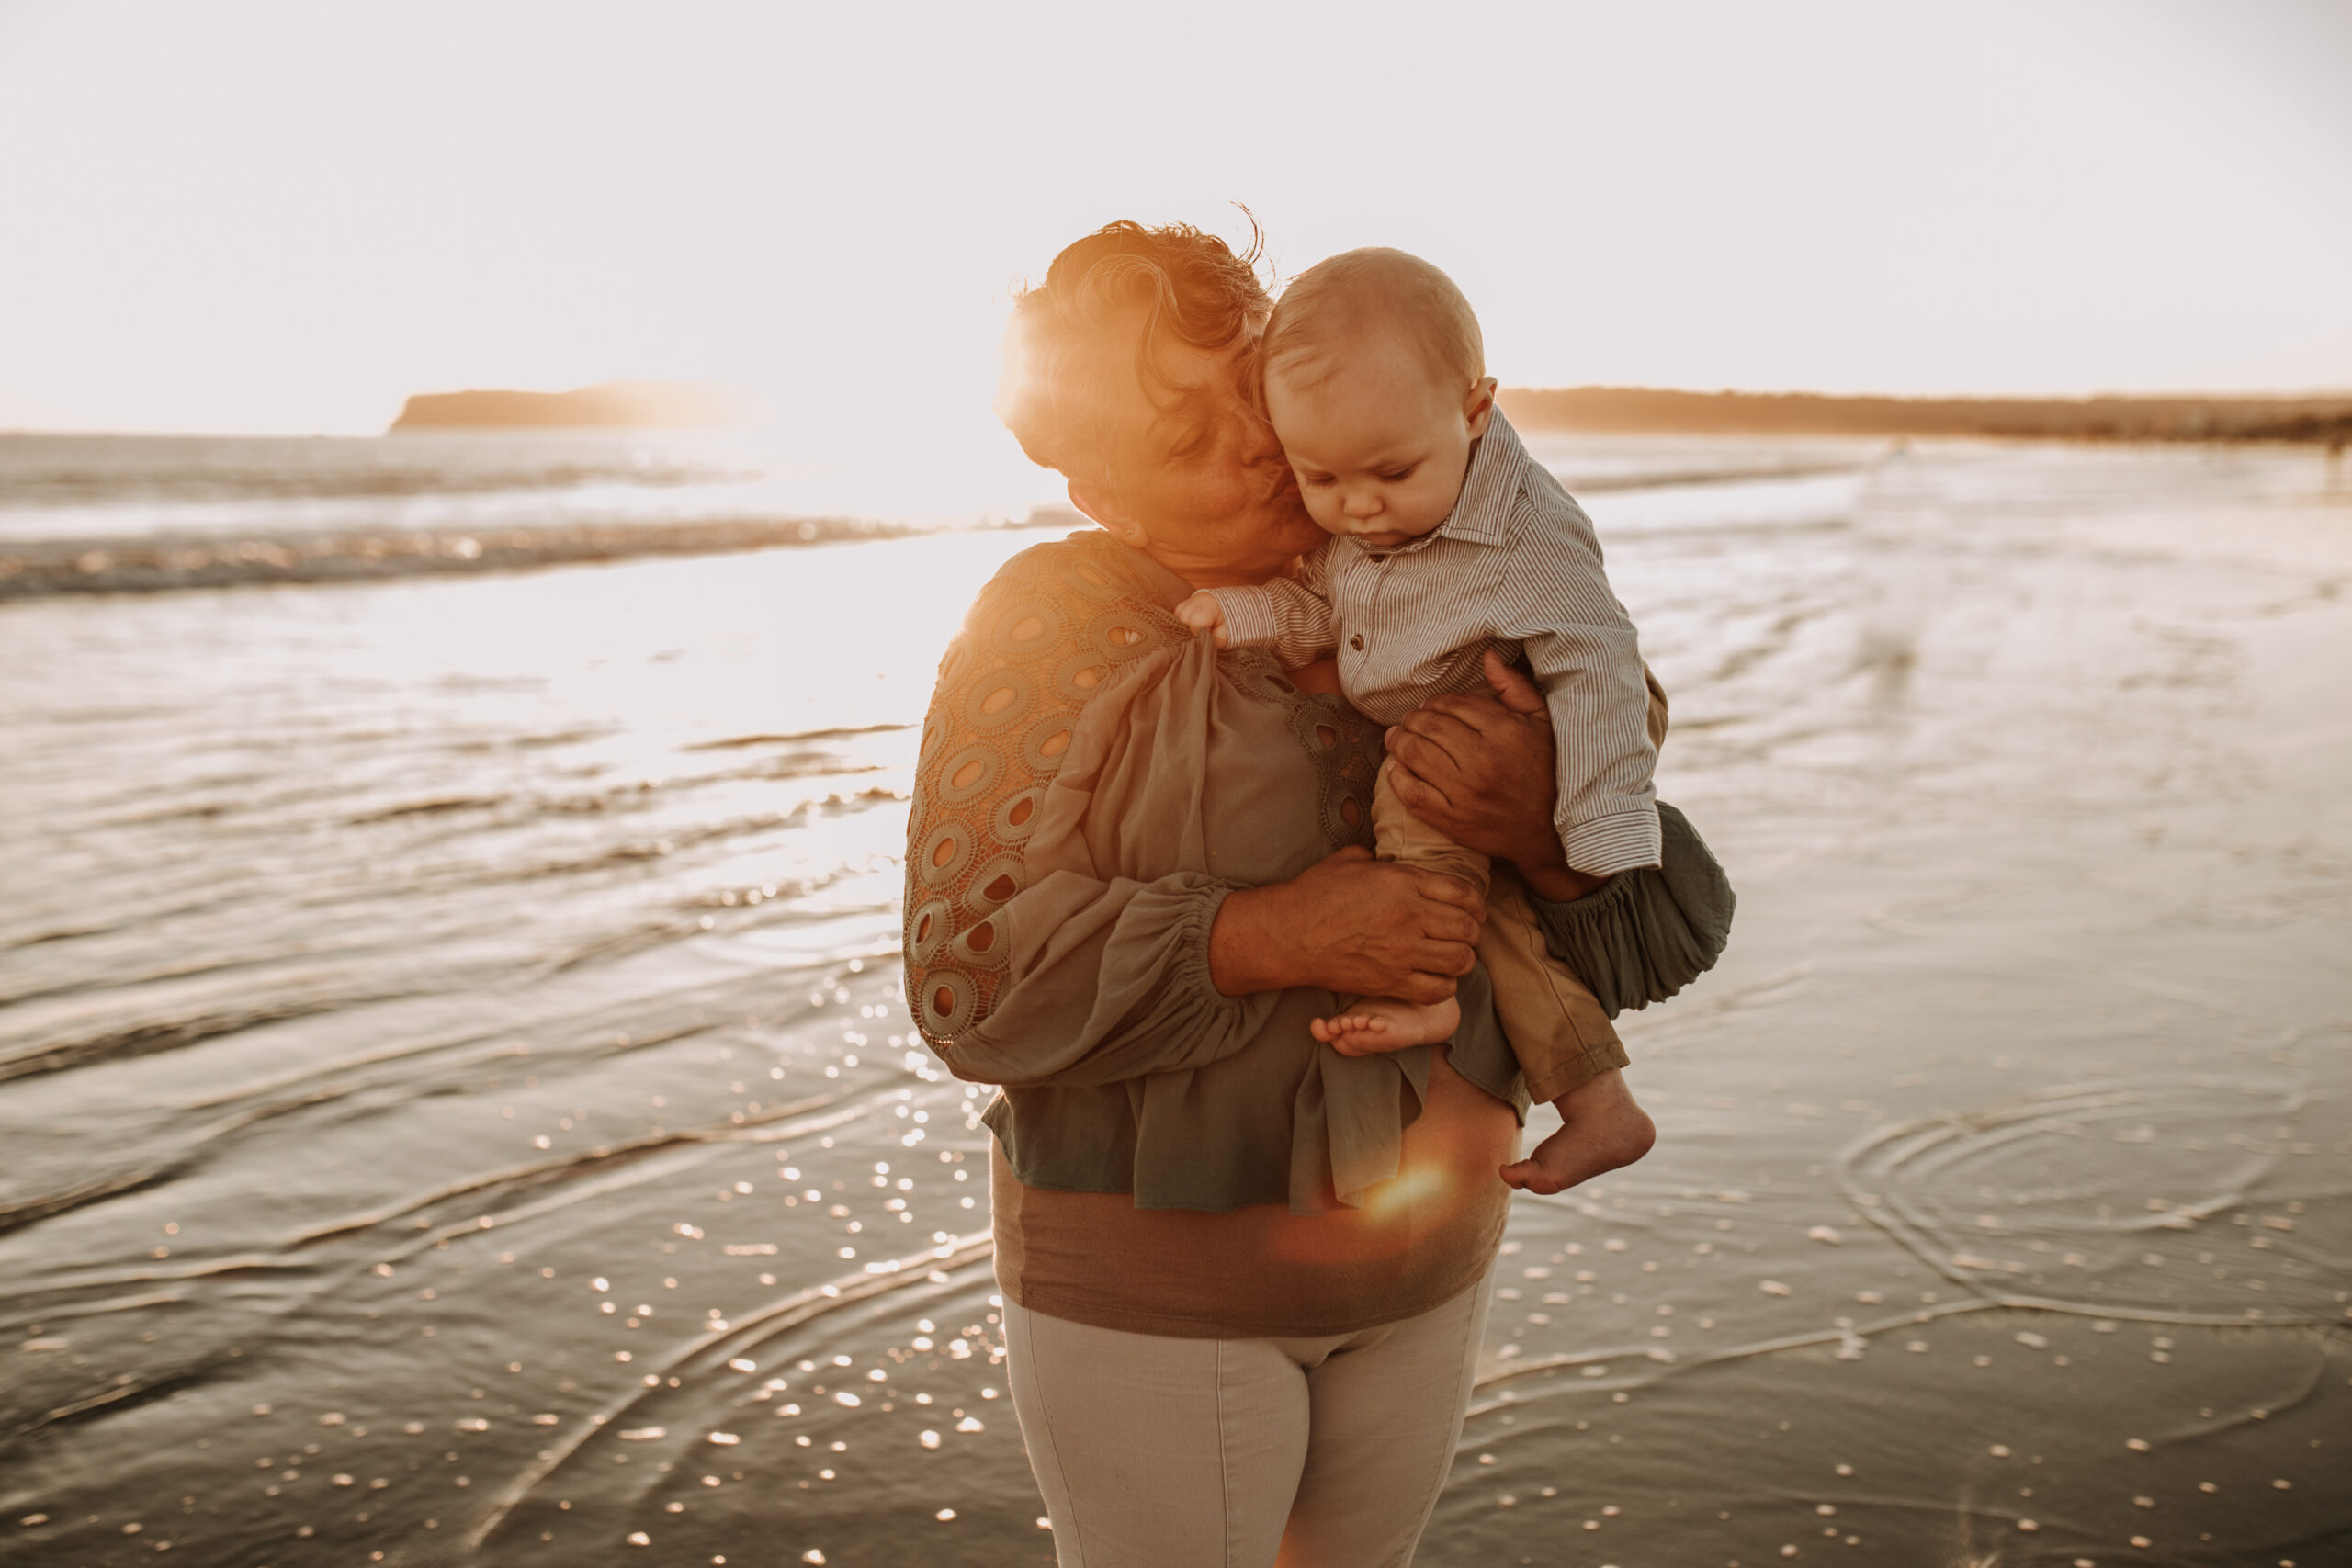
1342, 491, 1384, 517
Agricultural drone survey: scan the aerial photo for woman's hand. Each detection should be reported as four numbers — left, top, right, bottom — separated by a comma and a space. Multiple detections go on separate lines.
1383, 651, 1606, 904
1208, 847, 1484, 1002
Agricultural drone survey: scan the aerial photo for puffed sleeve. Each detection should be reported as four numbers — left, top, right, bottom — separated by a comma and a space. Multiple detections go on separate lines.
903, 538, 1281, 1087
1528, 801, 1736, 1018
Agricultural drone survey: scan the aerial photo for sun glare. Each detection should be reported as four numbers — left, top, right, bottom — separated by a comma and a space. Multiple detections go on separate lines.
1, 3, 2346, 437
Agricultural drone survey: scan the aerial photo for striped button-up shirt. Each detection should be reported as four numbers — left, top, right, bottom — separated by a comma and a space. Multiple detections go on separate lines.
1205, 411, 1660, 874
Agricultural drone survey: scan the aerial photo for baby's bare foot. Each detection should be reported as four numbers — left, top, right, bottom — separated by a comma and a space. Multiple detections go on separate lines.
1500, 1070, 1657, 1195
1311, 995, 1462, 1055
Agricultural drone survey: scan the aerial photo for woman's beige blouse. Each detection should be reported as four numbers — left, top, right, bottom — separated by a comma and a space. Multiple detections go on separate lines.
903, 529, 1529, 1217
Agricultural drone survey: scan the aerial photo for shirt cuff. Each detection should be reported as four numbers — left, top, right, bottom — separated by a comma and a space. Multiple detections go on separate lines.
1557, 807, 1663, 876
1204, 586, 1288, 649
1173, 881, 1244, 1006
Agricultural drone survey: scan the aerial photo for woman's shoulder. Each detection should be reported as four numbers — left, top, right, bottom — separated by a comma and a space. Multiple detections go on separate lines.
941, 531, 1187, 688
967, 530, 1168, 618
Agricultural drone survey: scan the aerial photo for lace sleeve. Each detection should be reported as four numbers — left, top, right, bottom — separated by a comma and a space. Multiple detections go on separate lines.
902, 536, 1274, 1082
905, 540, 1109, 1044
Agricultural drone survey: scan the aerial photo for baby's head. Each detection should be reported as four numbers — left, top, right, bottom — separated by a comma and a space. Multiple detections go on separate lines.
1261, 248, 1498, 549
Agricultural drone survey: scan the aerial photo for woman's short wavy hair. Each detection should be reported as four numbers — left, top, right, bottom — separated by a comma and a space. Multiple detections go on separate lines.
997, 219, 1272, 484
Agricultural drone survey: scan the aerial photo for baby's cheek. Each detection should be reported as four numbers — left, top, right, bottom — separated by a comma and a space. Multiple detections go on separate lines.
1394, 487, 1455, 535
1302, 491, 1351, 536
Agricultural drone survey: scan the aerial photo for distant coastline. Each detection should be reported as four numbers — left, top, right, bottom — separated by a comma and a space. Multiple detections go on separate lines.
378, 379, 2352, 445
389, 380, 744, 432
1498, 387, 2352, 445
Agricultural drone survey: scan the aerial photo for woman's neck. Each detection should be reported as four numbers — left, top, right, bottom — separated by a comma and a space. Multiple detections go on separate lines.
1130, 538, 1302, 594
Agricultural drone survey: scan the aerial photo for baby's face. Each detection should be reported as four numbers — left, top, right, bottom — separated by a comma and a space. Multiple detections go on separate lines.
1264, 335, 1494, 551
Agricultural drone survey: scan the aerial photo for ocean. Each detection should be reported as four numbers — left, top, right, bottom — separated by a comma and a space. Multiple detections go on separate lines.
3, 429, 2346, 1564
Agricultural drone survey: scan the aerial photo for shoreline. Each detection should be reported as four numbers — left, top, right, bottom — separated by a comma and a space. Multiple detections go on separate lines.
0, 515, 932, 600
1501, 386, 2352, 445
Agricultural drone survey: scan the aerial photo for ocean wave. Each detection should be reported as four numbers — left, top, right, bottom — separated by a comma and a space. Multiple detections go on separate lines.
0, 462, 1878, 603
0, 997, 369, 1089
0, 513, 1077, 599
0, 431, 748, 507
1560, 457, 1869, 493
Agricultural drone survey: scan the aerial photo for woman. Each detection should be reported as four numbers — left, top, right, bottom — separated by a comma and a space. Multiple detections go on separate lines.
904, 221, 1662, 1565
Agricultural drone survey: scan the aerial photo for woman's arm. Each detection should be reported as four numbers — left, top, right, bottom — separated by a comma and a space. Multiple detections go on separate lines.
1206, 847, 1484, 1001
1211, 650, 1483, 998
933, 851, 1485, 1091
906, 544, 1481, 1092
1389, 656, 1731, 1023
1380, 651, 1607, 903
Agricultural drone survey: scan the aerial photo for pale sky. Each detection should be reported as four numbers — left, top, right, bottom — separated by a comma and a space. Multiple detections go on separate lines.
1, 0, 2346, 447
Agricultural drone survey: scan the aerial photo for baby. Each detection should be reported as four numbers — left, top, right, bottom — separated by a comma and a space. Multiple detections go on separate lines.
1177, 247, 1667, 1187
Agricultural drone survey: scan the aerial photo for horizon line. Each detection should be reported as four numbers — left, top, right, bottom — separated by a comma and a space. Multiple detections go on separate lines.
6, 382, 2352, 442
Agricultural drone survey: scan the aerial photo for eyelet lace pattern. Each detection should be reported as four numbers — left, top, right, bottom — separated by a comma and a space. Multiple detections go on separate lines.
906, 536, 1181, 1043
905, 534, 1385, 1049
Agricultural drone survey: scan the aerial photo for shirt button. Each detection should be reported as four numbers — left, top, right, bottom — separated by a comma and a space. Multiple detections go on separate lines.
1368, 554, 1386, 564
1349, 634, 1365, 651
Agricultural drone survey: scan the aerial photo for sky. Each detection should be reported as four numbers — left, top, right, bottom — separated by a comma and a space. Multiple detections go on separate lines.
0, 0, 2346, 448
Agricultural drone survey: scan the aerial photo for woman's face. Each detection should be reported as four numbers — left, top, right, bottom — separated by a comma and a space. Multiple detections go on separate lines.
1067, 325, 1328, 589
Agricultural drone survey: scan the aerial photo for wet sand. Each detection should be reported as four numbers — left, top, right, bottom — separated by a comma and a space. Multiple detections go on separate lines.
2, 440, 2346, 1565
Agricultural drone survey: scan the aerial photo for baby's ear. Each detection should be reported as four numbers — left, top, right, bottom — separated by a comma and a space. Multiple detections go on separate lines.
1464, 377, 1500, 437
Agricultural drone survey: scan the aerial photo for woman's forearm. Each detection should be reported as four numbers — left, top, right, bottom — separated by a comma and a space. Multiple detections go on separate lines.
1381, 656, 1611, 900
1206, 850, 1481, 1002
1205, 883, 1311, 997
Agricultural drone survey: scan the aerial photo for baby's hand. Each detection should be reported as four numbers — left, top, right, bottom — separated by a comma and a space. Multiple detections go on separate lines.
1175, 592, 1230, 648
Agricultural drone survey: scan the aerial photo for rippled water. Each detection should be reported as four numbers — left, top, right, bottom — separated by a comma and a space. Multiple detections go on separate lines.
3, 438, 2346, 1565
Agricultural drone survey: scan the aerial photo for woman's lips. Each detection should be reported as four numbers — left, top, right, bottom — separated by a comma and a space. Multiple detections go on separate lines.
1256, 460, 1300, 506
1256, 466, 1323, 547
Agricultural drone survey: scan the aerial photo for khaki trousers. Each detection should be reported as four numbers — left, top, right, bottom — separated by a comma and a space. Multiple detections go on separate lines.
1002, 1273, 1493, 1568
1374, 671, 1671, 1103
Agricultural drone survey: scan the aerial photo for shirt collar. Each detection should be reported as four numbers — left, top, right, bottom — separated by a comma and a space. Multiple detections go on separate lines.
1431, 408, 1528, 548
1364, 408, 1526, 558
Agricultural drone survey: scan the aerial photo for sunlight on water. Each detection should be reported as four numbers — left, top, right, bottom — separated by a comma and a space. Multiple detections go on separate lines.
2, 440, 2347, 1565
